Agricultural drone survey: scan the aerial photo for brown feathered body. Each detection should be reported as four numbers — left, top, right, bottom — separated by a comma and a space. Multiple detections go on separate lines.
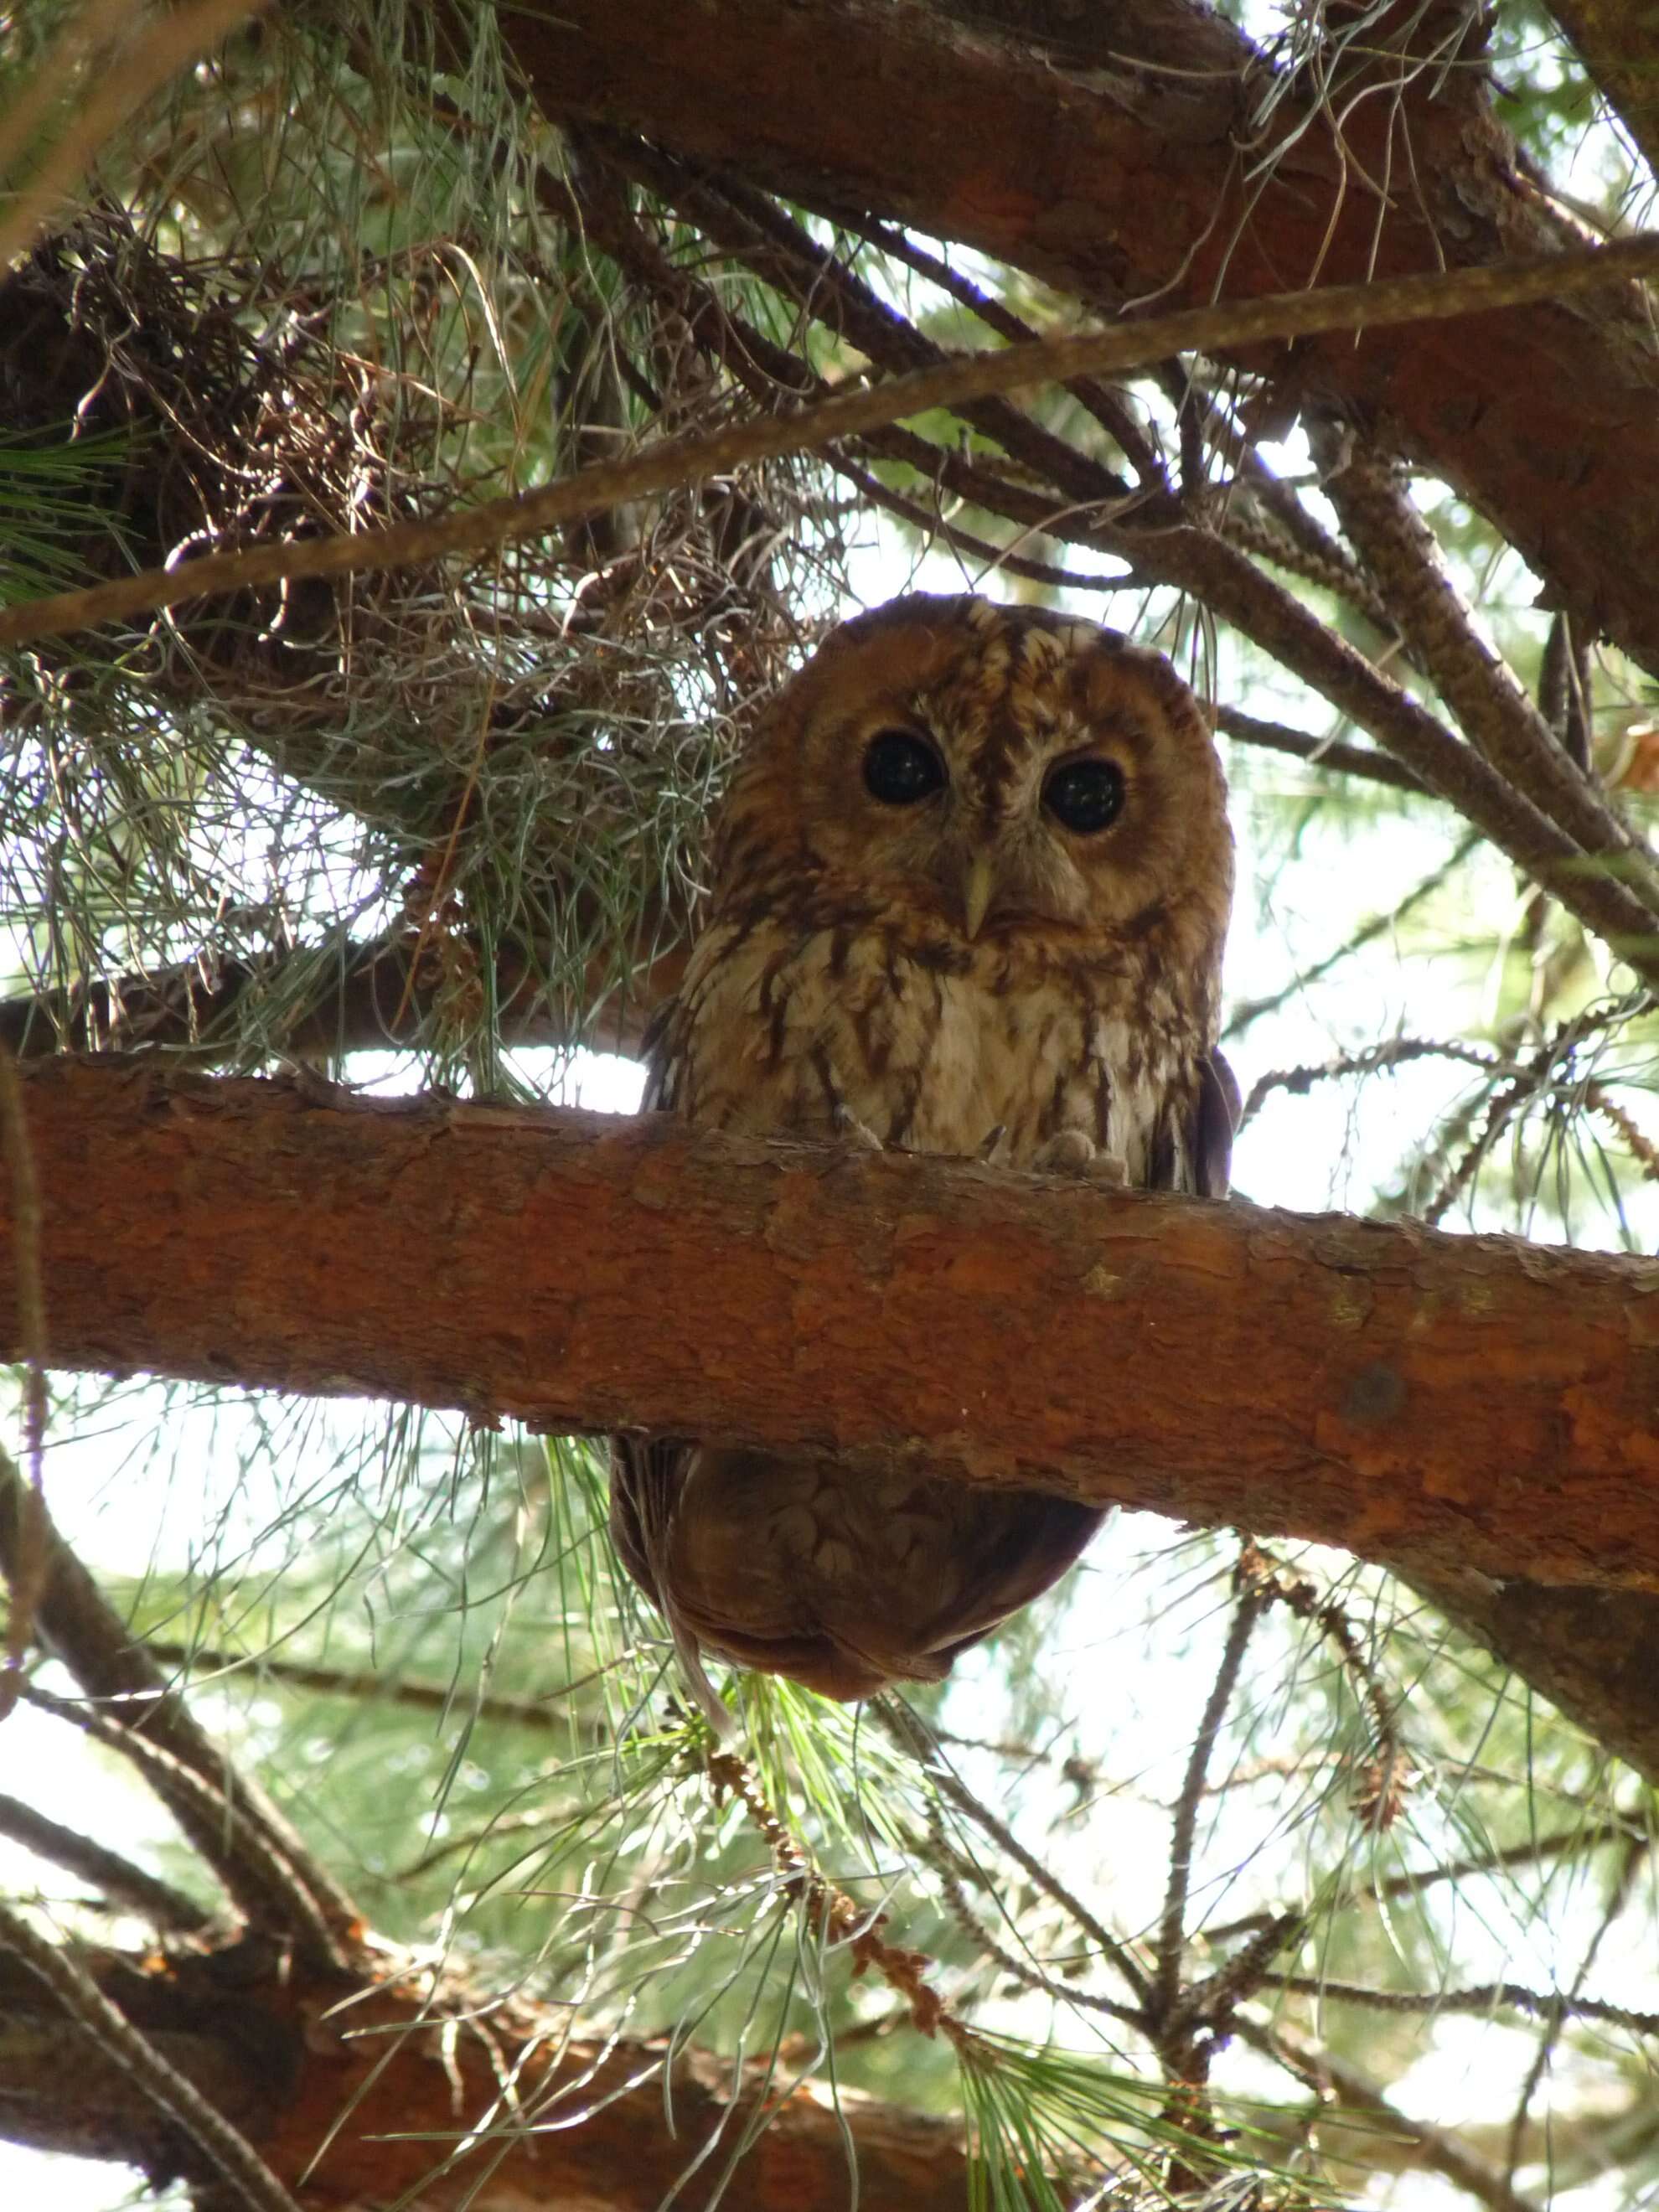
612, 593, 1235, 1708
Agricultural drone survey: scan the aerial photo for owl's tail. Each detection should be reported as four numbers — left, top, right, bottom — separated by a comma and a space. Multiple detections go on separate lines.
670, 1615, 737, 1742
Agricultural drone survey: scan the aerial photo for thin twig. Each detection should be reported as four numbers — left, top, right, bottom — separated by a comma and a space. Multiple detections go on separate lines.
876, 1696, 1154, 2008
1502, 1831, 1651, 2184
1261, 1971, 1659, 2035
143, 1636, 608, 1731
915, 1800, 1141, 2025
706, 1746, 974, 2050
1236, 2010, 1543, 2212
1205, 1817, 1650, 1946
1243, 1036, 1506, 1124
1237, 1543, 1407, 1829
828, 453, 1144, 597
1214, 705, 1429, 795
1224, 832, 1481, 1039
1583, 1084, 1659, 1183
1155, 1575, 1266, 2045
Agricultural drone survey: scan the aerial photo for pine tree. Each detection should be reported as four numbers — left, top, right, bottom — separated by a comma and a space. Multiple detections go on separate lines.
2, 7, 1657, 2209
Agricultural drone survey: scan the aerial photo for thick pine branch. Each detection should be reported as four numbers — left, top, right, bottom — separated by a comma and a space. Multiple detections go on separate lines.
6, 1058, 1658, 1599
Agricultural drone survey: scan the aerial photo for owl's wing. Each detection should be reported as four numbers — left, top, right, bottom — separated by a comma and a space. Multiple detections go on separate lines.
918, 1491, 1105, 1677
607, 1430, 665, 1600
608, 991, 677, 1617
612, 995, 742, 1731
609, 1429, 736, 1736
635, 996, 679, 1115
1193, 1047, 1240, 1199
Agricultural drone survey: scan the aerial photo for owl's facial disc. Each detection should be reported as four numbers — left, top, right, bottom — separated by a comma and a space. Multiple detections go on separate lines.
954, 742, 1134, 936
852, 715, 1120, 936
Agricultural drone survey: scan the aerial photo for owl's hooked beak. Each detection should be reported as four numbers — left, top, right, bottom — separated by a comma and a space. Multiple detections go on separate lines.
961, 853, 996, 941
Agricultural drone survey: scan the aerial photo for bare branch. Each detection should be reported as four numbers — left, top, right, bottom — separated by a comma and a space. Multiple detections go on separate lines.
1214, 706, 1430, 796
1155, 1577, 1265, 2060
3, 241, 1658, 651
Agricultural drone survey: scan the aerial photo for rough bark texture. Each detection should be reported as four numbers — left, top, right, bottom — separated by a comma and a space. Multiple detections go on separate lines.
7, 1057, 1659, 1601
1544, 0, 1659, 179
475, 0, 1659, 674
0, 1937, 968, 2211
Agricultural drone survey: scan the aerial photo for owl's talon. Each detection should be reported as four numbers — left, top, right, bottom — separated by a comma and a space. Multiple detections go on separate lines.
832, 1100, 884, 1151
1034, 1129, 1129, 1183
978, 1123, 1010, 1165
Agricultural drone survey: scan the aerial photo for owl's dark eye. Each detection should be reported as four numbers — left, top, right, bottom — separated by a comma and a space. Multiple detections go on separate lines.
863, 728, 946, 807
1043, 757, 1125, 835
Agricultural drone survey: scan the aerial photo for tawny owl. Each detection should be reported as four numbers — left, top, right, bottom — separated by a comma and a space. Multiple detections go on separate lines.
611, 593, 1235, 1716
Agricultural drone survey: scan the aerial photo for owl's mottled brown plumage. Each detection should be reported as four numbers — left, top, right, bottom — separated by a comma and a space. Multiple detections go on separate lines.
612, 593, 1235, 1713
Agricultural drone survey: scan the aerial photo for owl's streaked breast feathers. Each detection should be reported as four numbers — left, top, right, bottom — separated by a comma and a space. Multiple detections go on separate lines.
611, 593, 1235, 1713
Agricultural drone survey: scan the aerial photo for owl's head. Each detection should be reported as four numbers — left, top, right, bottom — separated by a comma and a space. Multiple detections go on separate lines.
715, 594, 1233, 973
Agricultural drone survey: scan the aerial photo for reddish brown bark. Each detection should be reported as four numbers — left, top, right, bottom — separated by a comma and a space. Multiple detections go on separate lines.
0, 1937, 968, 2210
6, 1057, 1659, 1598
482, 0, 1659, 673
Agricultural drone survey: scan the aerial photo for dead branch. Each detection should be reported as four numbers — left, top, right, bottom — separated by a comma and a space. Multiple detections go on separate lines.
0, 1794, 211, 1933
0, 1908, 301, 2212
0, 926, 680, 1068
